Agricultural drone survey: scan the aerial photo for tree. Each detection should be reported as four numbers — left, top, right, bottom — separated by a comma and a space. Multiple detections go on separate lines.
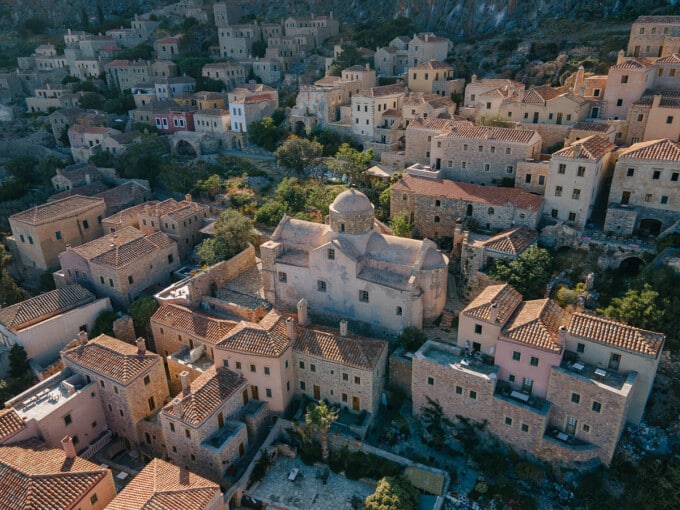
5, 156, 36, 182
327, 143, 373, 184
486, 245, 554, 299
275, 177, 306, 213
128, 297, 159, 337
390, 212, 413, 238
255, 199, 288, 226
328, 46, 365, 76
420, 397, 453, 449
8, 344, 29, 378
249, 117, 282, 151
198, 209, 254, 265
365, 476, 419, 510
305, 400, 338, 463
118, 135, 167, 183
275, 136, 323, 173
398, 326, 427, 352
252, 39, 267, 58
0, 268, 23, 306
78, 92, 105, 110
599, 284, 664, 331
91, 310, 118, 337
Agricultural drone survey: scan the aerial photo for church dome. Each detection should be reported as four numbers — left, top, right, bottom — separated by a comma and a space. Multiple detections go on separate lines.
330, 189, 374, 215
328, 188, 375, 234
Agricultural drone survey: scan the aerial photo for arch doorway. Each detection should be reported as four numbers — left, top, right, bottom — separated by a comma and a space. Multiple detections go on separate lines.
638, 218, 662, 236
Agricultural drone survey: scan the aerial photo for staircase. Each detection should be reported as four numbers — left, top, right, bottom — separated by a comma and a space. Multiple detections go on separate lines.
439, 311, 455, 331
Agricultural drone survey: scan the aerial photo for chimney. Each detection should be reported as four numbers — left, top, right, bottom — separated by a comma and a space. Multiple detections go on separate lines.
365, 62, 370, 71
136, 337, 146, 356
489, 303, 498, 323
184, 193, 192, 202
617, 49, 625, 65
85, 173, 91, 184
578, 84, 586, 97
425, 33, 429, 42
471, 74, 477, 83
339, 319, 348, 337
297, 298, 309, 326
558, 326, 568, 346
172, 397, 182, 417
653, 94, 662, 108
61, 436, 77, 459
180, 371, 190, 395
285, 317, 296, 340
78, 330, 88, 347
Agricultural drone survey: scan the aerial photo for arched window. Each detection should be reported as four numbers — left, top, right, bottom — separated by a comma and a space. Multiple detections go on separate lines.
434, 216, 440, 223
488, 207, 495, 215
396, 306, 403, 316
435, 199, 441, 207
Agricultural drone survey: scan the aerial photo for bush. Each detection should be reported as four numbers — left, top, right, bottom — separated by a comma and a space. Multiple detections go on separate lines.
398, 326, 427, 352
255, 199, 287, 226
300, 440, 321, 465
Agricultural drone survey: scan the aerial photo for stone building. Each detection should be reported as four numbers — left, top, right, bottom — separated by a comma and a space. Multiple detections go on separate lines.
154, 35, 182, 60
58, 226, 180, 308
62, 334, 170, 448
0, 439, 116, 509
51, 163, 103, 192
160, 367, 249, 483
565, 121, 617, 145
604, 138, 680, 236
407, 60, 457, 95
351, 83, 408, 140
283, 14, 339, 48
8, 195, 106, 270
155, 76, 196, 100
228, 84, 278, 133
194, 108, 231, 138
104, 59, 151, 92
543, 135, 616, 229
428, 124, 542, 184
217, 23, 261, 59
404, 118, 472, 165
108, 458, 223, 510
462, 76, 525, 113
68, 126, 122, 163
411, 283, 664, 465
625, 89, 680, 144
514, 159, 548, 195
627, 15, 680, 57
391, 170, 544, 237
603, 55, 656, 121
202, 61, 247, 90
0, 285, 111, 375
261, 189, 448, 333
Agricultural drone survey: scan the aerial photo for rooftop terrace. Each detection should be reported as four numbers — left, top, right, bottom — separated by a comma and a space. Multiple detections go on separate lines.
203, 420, 244, 450
10, 371, 89, 422
560, 356, 633, 392
416, 341, 499, 379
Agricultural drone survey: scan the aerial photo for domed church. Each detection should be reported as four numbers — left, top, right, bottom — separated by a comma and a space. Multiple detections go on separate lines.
260, 188, 448, 333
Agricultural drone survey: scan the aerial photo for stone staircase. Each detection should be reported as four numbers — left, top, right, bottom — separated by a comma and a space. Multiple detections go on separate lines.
439, 311, 455, 331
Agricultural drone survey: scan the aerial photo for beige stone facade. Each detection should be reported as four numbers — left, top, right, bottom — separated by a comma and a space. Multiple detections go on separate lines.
407, 60, 455, 94
351, 84, 408, 139
202, 61, 247, 90
514, 160, 548, 195
627, 16, 680, 57
9, 195, 106, 270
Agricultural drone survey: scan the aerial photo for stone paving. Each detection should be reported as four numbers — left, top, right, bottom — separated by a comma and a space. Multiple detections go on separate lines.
249, 455, 374, 509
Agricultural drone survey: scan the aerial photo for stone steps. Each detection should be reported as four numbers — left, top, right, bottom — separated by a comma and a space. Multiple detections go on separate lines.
439, 311, 454, 331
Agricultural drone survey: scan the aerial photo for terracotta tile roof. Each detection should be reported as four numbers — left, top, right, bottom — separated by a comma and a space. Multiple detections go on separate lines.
553, 135, 615, 160
655, 53, 680, 63
10, 195, 105, 225
411, 59, 453, 71
0, 440, 111, 510
62, 334, 160, 384
164, 201, 208, 221
241, 93, 277, 104
107, 458, 220, 510
633, 89, 680, 109
48, 181, 110, 202
470, 78, 523, 89
568, 313, 664, 357
95, 181, 150, 210
162, 366, 246, 425
57, 163, 102, 184
407, 117, 471, 132
412, 33, 450, 43
462, 284, 523, 324
619, 139, 680, 162
482, 226, 538, 255
0, 409, 27, 442
294, 326, 387, 370
522, 86, 563, 104
102, 203, 156, 228
194, 108, 229, 117
90, 231, 175, 269
613, 58, 655, 70
436, 123, 539, 144
393, 174, 544, 211
152, 304, 237, 345
0, 285, 95, 333
344, 65, 369, 72
216, 310, 291, 357
358, 83, 408, 98
69, 226, 144, 260
571, 121, 612, 133
105, 59, 133, 67
501, 299, 571, 352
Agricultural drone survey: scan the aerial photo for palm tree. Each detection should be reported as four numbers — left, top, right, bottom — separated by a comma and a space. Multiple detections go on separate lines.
305, 400, 338, 463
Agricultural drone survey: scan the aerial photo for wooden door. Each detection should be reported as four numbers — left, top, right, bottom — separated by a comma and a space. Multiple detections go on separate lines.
313, 385, 320, 400
352, 396, 360, 411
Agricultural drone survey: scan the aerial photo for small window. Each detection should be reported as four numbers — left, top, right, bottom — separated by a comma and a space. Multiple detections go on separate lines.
250, 364, 256, 373
148, 396, 155, 411
278, 272, 287, 283
551, 209, 558, 218
355, 376, 361, 384
505, 416, 512, 426
571, 393, 581, 404
568, 212, 577, 221
359, 290, 369, 303
506, 165, 513, 174
427, 376, 434, 386
266, 388, 272, 398
672, 173, 679, 182
627, 168, 635, 177
645, 194, 652, 202
64, 414, 72, 426
28, 236, 34, 244
300, 381, 306, 390
530, 356, 539, 367
572, 189, 581, 200
144, 375, 150, 385
343, 373, 348, 381
521, 423, 529, 432
327, 248, 335, 260
653, 170, 661, 180
235, 361, 242, 370
469, 390, 477, 400
576, 343, 585, 353
512, 351, 521, 361
55, 231, 62, 240
435, 199, 441, 207
474, 324, 483, 334
525, 174, 532, 184
342, 393, 348, 402
396, 306, 403, 316
508, 374, 515, 382
592, 401, 602, 413
583, 424, 590, 432
299, 361, 305, 369
311, 364, 316, 373
83, 220, 89, 229
90, 494, 98, 505
621, 75, 628, 84
668, 116, 674, 124
616, 99, 623, 106
487, 207, 494, 215
317, 280, 327, 292
577, 166, 585, 177
264, 367, 270, 375
109, 279, 114, 287
455, 386, 462, 394
661, 195, 669, 204
539, 175, 545, 185
555, 186, 563, 197
434, 215, 440, 223
128, 275, 134, 284
185, 429, 191, 438
168, 254, 174, 264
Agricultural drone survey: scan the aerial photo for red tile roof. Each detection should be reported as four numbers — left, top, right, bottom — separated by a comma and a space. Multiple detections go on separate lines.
411, 59, 453, 71
553, 135, 615, 160
10, 195, 105, 225
568, 313, 664, 357
162, 366, 246, 425
0, 410, 27, 443
501, 299, 571, 352
619, 139, 680, 162
0, 285, 95, 333
462, 284, 523, 324
393, 174, 544, 211
69, 226, 145, 260
216, 310, 291, 357
522, 86, 563, 104
571, 121, 612, 133
107, 458, 220, 510
436, 123, 539, 144
294, 327, 387, 370
152, 304, 237, 345
358, 83, 408, 98
482, 226, 538, 255
613, 58, 655, 70
62, 334, 160, 384
90, 231, 175, 268
0, 440, 111, 510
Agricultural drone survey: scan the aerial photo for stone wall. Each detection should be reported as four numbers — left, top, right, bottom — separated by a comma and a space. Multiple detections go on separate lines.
518, 123, 571, 152
515, 160, 548, 195
388, 348, 412, 398
487, 396, 548, 455
201, 295, 267, 323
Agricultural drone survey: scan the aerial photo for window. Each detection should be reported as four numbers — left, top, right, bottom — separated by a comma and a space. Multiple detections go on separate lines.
568, 212, 576, 221
592, 401, 602, 413
673, 173, 679, 182
609, 352, 621, 370
435, 199, 441, 207
434, 216, 440, 223
508, 374, 515, 382
571, 393, 581, 404
343, 373, 348, 381
311, 364, 316, 373
463, 144, 468, 151
653, 170, 661, 179
83, 220, 89, 229
90, 494, 99, 505
662, 195, 669, 204
474, 324, 483, 334
427, 377, 434, 386
583, 424, 590, 432
558, 164, 566, 174
327, 248, 335, 260
109, 279, 114, 287
512, 351, 521, 361
576, 343, 585, 353
525, 174, 532, 184
235, 361, 242, 370
521, 423, 529, 432
185, 429, 191, 438
668, 116, 675, 124
469, 390, 477, 400
621, 75, 628, 83
616, 99, 623, 106
539, 175, 545, 185
119, 409, 124, 417
266, 388, 272, 398
478, 145, 483, 152
64, 414, 72, 426
317, 280, 327, 292
342, 393, 348, 402
250, 364, 256, 373
264, 367, 270, 375
19, 235, 24, 243
168, 254, 174, 264
530, 356, 539, 367
278, 272, 287, 283
555, 186, 563, 197
506, 148, 511, 155
505, 417, 512, 425
299, 361, 305, 369
144, 375, 150, 385
455, 386, 462, 394
396, 306, 402, 316
128, 275, 134, 284
484, 164, 490, 172
359, 290, 369, 303
506, 166, 513, 174
355, 376, 361, 384
627, 168, 635, 177
645, 194, 652, 202
55, 231, 62, 240
577, 166, 585, 177
100, 380, 105, 388
300, 381, 306, 391
148, 396, 155, 411
572, 189, 581, 200
490, 146, 496, 153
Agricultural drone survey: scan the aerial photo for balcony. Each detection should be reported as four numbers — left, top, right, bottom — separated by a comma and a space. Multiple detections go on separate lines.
543, 427, 597, 452
202, 420, 245, 451
169, 345, 213, 373
559, 357, 632, 392
416, 341, 499, 380
494, 381, 551, 415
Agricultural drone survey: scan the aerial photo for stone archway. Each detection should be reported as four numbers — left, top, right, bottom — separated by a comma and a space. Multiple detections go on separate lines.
231, 137, 241, 151
618, 256, 645, 275
175, 139, 198, 157
638, 218, 662, 236
294, 120, 306, 135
